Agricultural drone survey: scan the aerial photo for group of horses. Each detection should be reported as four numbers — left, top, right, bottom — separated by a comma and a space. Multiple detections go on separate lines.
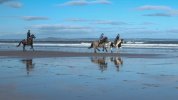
16, 34, 123, 53
88, 39, 123, 53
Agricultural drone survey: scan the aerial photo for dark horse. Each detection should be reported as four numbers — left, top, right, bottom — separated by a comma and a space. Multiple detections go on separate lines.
16, 34, 36, 51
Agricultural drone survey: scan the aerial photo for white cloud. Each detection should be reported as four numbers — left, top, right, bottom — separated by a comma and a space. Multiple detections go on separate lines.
91, 20, 127, 25
31, 24, 90, 30
167, 29, 178, 33
21, 16, 49, 21
6, 1, 22, 8
141, 22, 156, 25
31, 24, 92, 33
0, 0, 11, 4
136, 5, 172, 11
29, 24, 94, 37
0, 0, 22, 8
136, 5, 178, 17
59, 0, 111, 6
64, 18, 88, 22
143, 13, 173, 17
65, 18, 128, 26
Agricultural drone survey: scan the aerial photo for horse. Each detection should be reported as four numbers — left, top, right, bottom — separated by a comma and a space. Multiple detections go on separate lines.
16, 34, 36, 51
88, 39, 123, 53
108, 39, 124, 53
88, 40, 107, 53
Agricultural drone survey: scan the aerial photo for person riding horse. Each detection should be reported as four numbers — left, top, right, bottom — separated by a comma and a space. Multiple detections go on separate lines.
17, 30, 36, 51
114, 33, 120, 44
98, 33, 108, 46
27, 30, 31, 43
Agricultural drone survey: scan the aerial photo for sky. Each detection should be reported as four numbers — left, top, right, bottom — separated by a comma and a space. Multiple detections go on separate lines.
0, 0, 178, 39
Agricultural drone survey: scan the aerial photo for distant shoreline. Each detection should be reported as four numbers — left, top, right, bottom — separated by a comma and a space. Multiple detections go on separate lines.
0, 50, 162, 59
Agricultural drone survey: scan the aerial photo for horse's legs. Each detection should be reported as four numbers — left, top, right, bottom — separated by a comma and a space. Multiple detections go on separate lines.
110, 47, 113, 53
31, 45, 34, 51
96, 48, 100, 51
116, 47, 119, 53
104, 47, 108, 52
102, 47, 105, 51
23, 45, 26, 51
94, 48, 97, 53
94, 47, 100, 53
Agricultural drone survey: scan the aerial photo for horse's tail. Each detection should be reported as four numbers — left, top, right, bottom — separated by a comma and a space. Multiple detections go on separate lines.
16, 40, 23, 47
88, 42, 93, 49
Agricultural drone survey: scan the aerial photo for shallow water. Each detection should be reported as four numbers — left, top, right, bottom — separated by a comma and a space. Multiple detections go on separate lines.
0, 55, 178, 100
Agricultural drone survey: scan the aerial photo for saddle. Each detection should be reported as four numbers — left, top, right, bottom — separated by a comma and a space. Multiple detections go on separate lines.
26, 38, 31, 44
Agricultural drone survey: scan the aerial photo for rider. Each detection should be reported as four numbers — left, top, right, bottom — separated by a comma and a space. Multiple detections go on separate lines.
99, 33, 104, 42
27, 30, 31, 39
27, 30, 31, 43
26, 30, 31, 43
98, 33, 108, 45
114, 33, 120, 44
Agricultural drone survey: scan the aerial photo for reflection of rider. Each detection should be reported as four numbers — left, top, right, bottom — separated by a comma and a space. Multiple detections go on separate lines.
114, 33, 120, 44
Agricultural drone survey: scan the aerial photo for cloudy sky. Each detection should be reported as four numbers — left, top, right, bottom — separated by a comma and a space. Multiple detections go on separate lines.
1, 0, 178, 39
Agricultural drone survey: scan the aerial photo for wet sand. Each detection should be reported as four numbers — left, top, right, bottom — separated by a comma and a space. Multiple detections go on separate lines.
0, 50, 161, 58
0, 50, 178, 100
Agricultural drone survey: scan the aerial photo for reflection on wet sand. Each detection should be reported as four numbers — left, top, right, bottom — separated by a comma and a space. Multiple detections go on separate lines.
91, 57, 108, 72
21, 59, 35, 75
91, 56, 123, 72
110, 57, 123, 71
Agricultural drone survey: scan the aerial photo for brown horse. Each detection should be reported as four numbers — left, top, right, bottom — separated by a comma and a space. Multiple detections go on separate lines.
16, 34, 36, 51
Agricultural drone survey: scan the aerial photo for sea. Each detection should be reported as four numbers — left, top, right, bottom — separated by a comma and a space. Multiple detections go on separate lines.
0, 38, 178, 53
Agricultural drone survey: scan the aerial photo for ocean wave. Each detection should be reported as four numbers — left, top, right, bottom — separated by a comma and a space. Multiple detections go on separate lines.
1, 42, 178, 49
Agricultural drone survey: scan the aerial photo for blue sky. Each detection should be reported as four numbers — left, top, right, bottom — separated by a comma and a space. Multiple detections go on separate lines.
0, 0, 178, 39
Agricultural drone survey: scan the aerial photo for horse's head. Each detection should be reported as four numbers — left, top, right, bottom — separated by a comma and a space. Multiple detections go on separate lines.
30, 34, 36, 39
120, 39, 124, 43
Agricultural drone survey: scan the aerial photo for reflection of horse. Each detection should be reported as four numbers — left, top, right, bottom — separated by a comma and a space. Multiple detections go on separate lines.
88, 39, 123, 53
110, 57, 123, 71
21, 59, 35, 75
90, 56, 123, 72
91, 57, 107, 72
16, 34, 36, 51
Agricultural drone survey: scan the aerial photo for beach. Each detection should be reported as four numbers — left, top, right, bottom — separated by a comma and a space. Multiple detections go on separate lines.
1, 0, 178, 99
0, 50, 162, 58
0, 48, 178, 100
